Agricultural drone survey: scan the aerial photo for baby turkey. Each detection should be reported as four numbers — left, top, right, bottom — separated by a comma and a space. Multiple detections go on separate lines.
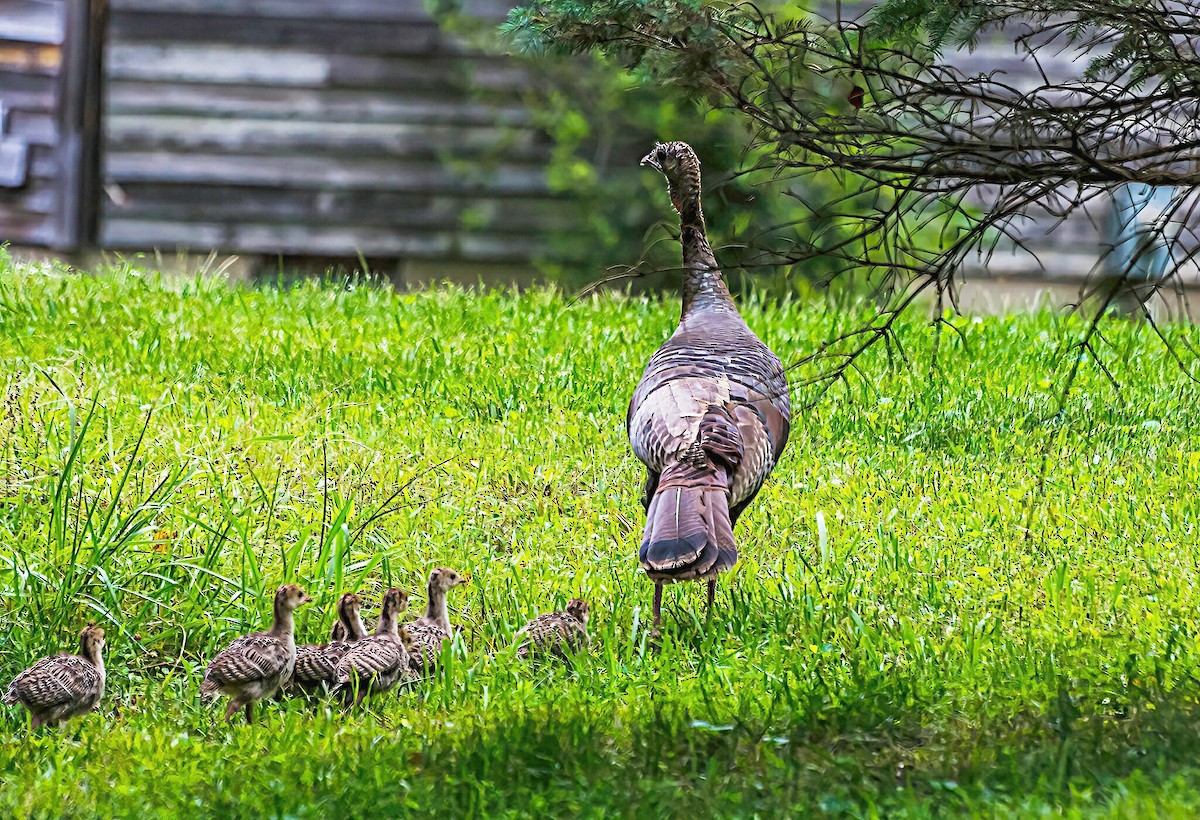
4, 623, 106, 729
289, 592, 369, 695
201, 583, 311, 723
405, 567, 468, 675
334, 588, 412, 705
516, 599, 590, 660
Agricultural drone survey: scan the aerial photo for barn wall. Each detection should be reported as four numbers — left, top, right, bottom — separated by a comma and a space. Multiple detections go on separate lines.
100, 0, 564, 263
6, 1, 1187, 286
0, 0, 102, 249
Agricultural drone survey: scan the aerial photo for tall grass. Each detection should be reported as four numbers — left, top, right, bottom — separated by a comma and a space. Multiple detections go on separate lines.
1, 260, 1200, 816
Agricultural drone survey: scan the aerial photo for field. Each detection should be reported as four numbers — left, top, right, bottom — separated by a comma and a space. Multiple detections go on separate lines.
2, 258, 1200, 817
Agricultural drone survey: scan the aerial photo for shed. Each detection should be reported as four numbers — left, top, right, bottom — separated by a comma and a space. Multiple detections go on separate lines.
1, 1, 1195, 296
1, 0, 566, 273
102, 0, 558, 267
0, 0, 102, 249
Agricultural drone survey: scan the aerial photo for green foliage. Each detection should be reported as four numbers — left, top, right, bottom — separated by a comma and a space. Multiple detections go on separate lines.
515, 61, 814, 290
501, 1, 984, 293
501, 0, 1200, 311
421, 2, 856, 291
866, 0, 997, 52
502, 58, 841, 290
3, 264, 1200, 813
868, 0, 1200, 92
504, 1, 819, 96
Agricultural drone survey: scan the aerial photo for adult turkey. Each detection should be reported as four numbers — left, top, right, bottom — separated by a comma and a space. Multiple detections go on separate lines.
629, 141, 791, 627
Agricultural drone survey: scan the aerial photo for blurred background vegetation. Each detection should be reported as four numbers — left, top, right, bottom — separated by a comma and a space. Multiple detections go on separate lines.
440, 0, 852, 298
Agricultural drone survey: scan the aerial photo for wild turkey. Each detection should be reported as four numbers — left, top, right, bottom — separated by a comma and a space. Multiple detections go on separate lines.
200, 584, 311, 723
4, 623, 106, 729
289, 592, 368, 694
515, 598, 590, 659
630, 141, 791, 626
404, 567, 468, 675
334, 588, 412, 704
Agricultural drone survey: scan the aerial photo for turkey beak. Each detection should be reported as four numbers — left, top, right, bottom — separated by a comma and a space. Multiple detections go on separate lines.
640, 152, 661, 172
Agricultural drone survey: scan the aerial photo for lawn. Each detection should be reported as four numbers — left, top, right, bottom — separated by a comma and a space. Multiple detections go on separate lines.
2, 257, 1200, 817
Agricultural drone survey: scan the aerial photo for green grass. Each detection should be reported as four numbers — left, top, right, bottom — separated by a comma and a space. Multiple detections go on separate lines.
2, 257, 1200, 817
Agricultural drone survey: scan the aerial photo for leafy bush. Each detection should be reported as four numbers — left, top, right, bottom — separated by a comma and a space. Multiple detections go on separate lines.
440, 2, 859, 295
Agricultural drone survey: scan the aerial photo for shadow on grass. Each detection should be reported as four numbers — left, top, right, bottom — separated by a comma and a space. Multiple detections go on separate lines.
406, 689, 1200, 815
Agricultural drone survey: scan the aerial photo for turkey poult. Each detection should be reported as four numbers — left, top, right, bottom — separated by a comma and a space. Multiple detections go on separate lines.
630, 141, 791, 627
515, 599, 590, 660
4, 623, 106, 729
289, 592, 368, 694
334, 588, 411, 704
405, 567, 468, 675
200, 583, 311, 723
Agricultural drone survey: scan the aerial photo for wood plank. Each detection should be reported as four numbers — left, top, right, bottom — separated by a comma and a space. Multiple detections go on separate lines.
0, 2, 65, 45
100, 218, 460, 256
108, 13, 456, 55
52, 0, 107, 249
326, 54, 528, 93
26, 144, 59, 179
105, 82, 534, 126
0, 181, 58, 214
459, 233, 541, 261
0, 69, 58, 94
7, 109, 59, 145
104, 152, 550, 194
0, 139, 29, 186
104, 183, 571, 230
110, 0, 436, 22
109, 0, 513, 23
107, 44, 332, 86
0, 43, 61, 74
0, 86, 57, 112
0, 209, 57, 244
106, 46, 521, 93
101, 217, 543, 259
104, 115, 544, 161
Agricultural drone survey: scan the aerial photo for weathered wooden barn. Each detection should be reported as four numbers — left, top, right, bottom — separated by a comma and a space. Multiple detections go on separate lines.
1, 0, 563, 277
0, 0, 102, 249
0, 0, 1193, 304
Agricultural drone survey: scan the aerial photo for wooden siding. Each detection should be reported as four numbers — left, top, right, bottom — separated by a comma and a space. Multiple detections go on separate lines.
0, 1, 66, 246
935, 21, 1198, 282
100, 0, 557, 262
5, 0, 1187, 285
0, 0, 103, 250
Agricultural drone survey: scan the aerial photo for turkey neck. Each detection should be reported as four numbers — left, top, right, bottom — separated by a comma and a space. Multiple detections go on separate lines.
267, 595, 296, 641
347, 607, 368, 641
375, 600, 400, 639
674, 171, 735, 318
79, 636, 105, 673
424, 581, 451, 633
89, 646, 105, 682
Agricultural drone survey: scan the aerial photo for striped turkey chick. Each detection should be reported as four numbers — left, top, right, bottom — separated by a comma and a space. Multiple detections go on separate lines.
289, 592, 368, 694
404, 567, 468, 675
516, 599, 589, 660
4, 623, 105, 729
334, 588, 411, 705
201, 583, 310, 723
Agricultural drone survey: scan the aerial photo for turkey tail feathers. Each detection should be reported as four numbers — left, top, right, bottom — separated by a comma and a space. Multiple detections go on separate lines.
639, 461, 736, 581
